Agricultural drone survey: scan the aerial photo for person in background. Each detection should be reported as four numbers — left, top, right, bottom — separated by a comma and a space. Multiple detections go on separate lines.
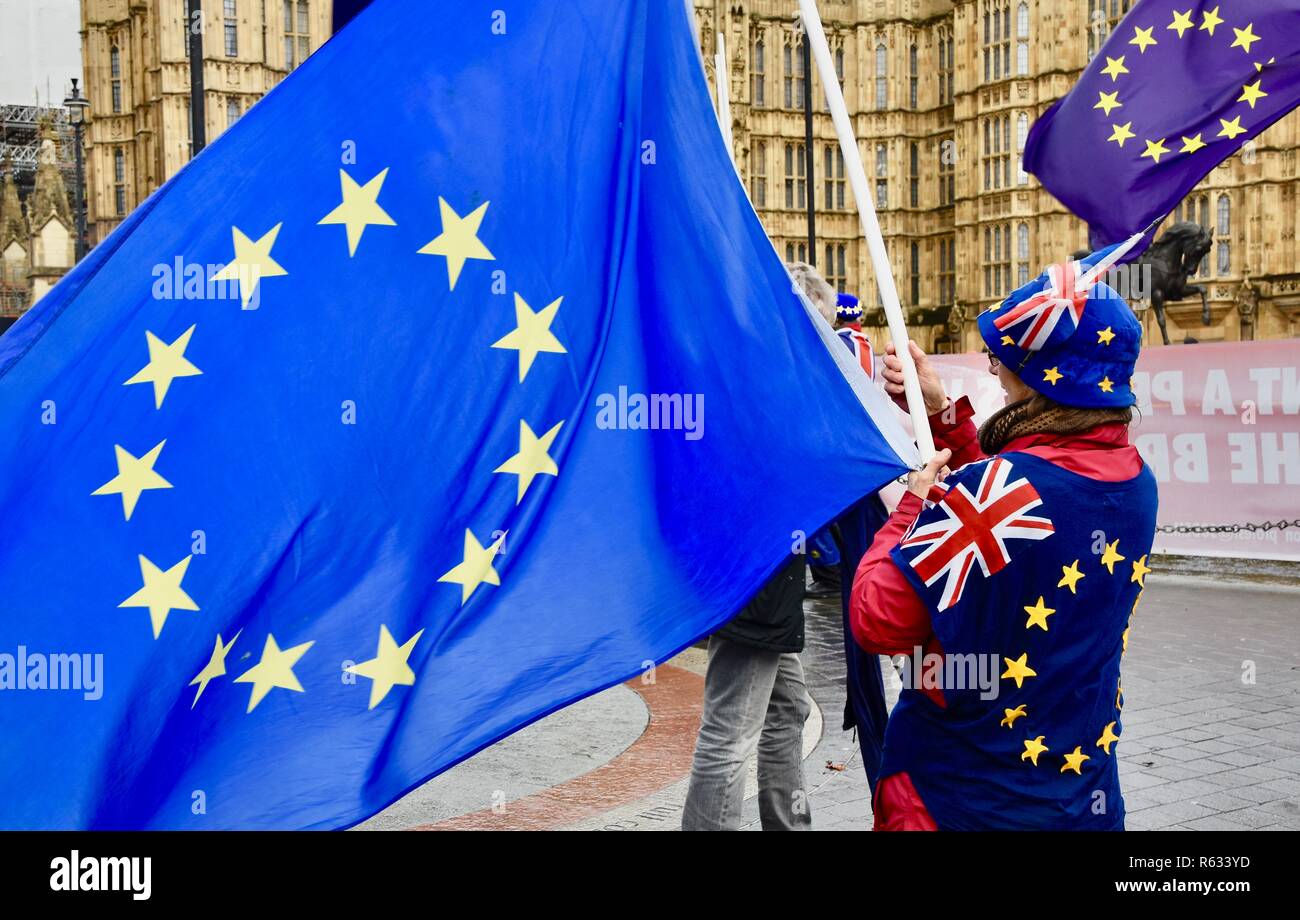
682, 262, 837, 831
851, 242, 1157, 830
832, 292, 875, 380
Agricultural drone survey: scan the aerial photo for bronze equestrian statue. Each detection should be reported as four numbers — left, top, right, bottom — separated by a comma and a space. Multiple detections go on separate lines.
1074, 221, 1213, 345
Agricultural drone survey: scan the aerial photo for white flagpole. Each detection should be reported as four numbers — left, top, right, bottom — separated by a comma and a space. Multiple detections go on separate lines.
797, 0, 935, 461
715, 32, 735, 163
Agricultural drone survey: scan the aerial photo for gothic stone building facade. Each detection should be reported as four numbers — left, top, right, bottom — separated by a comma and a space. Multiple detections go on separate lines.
80, 0, 332, 245
691, 0, 1300, 351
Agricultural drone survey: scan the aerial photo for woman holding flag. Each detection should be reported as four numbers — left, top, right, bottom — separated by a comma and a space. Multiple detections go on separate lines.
850, 241, 1158, 830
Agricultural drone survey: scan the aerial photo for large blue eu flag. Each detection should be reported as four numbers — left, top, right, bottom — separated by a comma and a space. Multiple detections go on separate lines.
0, 0, 914, 828
1024, 0, 1300, 242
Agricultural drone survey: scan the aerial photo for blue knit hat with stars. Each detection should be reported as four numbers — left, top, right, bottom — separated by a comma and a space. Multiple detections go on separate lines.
836, 292, 861, 321
978, 237, 1143, 409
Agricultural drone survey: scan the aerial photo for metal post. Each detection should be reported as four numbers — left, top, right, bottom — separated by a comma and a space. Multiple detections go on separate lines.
72, 120, 87, 260
802, 27, 815, 265
188, 0, 207, 155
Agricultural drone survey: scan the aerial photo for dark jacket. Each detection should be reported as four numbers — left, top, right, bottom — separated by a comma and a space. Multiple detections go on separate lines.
717, 553, 807, 653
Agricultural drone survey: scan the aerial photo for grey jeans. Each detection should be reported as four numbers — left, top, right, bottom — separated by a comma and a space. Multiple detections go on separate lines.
681, 635, 813, 831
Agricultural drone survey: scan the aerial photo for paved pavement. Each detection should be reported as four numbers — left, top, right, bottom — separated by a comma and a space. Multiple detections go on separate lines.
368, 568, 1300, 831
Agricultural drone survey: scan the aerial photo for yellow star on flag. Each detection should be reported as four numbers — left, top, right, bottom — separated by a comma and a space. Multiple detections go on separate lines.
1218, 116, 1246, 140
1001, 704, 1028, 728
1129, 26, 1157, 53
1097, 326, 1116, 345
1167, 9, 1193, 38
1061, 746, 1091, 774
1107, 122, 1135, 147
1042, 366, 1063, 385
1238, 80, 1268, 109
1131, 554, 1152, 586
417, 197, 495, 290
1231, 24, 1260, 54
1001, 652, 1037, 689
1058, 559, 1085, 594
189, 631, 240, 707
495, 419, 563, 503
346, 625, 424, 709
92, 440, 173, 521
1023, 596, 1056, 631
1200, 6, 1223, 36
1255, 57, 1276, 73
1096, 721, 1120, 755
212, 223, 287, 309
1100, 538, 1126, 574
119, 553, 199, 639
439, 528, 506, 604
235, 634, 314, 713
1098, 375, 1115, 393
1022, 736, 1049, 766
492, 293, 567, 382
1141, 138, 1169, 163
1094, 91, 1123, 116
1100, 56, 1128, 81
123, 325, 202, 409
318, 167, 396, 256
1179, 134, 1206, 154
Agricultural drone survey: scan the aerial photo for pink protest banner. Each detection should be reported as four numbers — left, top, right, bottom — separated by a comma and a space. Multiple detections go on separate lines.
918, 340, 1300, 561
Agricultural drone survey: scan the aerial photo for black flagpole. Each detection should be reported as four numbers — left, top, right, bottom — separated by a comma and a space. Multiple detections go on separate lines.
188, 0, 206, 156
802, 26, 816, 265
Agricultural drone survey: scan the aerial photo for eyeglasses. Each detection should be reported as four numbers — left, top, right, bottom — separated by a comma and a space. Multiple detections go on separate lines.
985, 348, 1000, 371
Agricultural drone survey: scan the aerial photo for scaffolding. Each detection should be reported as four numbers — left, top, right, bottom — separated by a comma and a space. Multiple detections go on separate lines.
0, 103, 79, 202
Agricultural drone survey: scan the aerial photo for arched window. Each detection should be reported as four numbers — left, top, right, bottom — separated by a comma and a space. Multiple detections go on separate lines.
1017, 3, 1029, 74
909, 43, 918, 109
1217, 194, 1231, 275
751, 36, 766, 107
113, 148, 127, 215
1017, 222, 1030, 285
875, 43, 888, 110
1017, 112, 1029, 185
110, 46, 122, 113
752, 140, 767, 207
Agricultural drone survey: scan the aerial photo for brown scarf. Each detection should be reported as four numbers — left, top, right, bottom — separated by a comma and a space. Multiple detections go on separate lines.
978, 394, 1133, 455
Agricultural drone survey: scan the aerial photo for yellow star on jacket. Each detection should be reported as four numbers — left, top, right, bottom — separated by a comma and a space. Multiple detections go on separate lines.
1096, 721, 1120, 755
1001, 704, 1027, 728
1022, 736, 1049, 766
235, 634, 315, 713
492, 293, 567, 382
1100, 538, 1126, 574
418, 197, 494, 290
439, 528, 506, 604
1023, 596, 1056, 631
189, 630, 240, 707
124, 325, 202, 409
1058, 559, 1085, 594
1061, 746, 1091, 774
119, 553, 199, 639
346, 625, 424, 709
1097, 326, 1116, 345
1131, 554, 1152, 586
318, 167, 396, 256
1001, 652, 1037, 689
495, 419, 563, 503
92, 440, 173, 521
212, 223, 287, 308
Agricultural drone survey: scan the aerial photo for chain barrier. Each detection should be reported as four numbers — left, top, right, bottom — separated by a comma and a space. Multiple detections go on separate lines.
1156, 519, 1300, 535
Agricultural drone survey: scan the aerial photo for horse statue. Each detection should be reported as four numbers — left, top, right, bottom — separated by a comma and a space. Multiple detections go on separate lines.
1073, 221, 1213, 345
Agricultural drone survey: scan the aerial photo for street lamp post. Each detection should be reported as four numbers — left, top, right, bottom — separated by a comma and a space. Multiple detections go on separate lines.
62, 78, 90, 262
